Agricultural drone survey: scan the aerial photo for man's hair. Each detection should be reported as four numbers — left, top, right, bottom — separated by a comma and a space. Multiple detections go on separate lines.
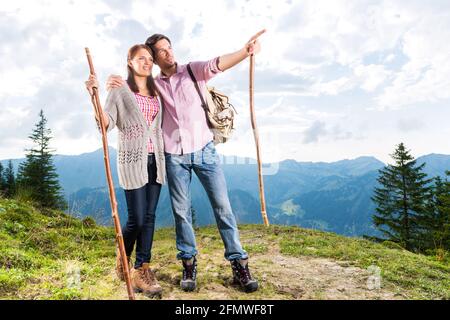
145, 34, 172, 58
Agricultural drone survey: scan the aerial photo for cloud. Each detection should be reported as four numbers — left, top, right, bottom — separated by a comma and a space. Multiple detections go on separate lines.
1, 0, 450, 163
105, 19, 151, 53
353, 64, 392, 92
302, 120, 327, 144
269, 0, 450, 104
376, 62, 450, 110
276, 1, 408, 65
397, 118, 425, 133
301, 119, 356, 145
373, 3, 450, 109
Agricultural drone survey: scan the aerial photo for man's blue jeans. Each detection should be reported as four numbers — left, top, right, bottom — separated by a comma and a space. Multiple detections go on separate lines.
165, 141, 248, 261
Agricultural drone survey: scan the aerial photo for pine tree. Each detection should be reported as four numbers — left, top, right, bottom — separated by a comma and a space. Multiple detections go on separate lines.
371, 143, 432, 251
0, 162, 5, 195
440, 171, 450, 250
4, 160, 16, 198
420, 173, 450, 252
16, 110, 66, 209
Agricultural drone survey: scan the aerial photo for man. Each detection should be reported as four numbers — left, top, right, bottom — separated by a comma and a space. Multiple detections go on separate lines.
108, 29, 265, 293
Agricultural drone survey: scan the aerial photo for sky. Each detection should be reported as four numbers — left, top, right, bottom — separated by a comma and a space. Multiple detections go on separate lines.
1, 0, 449, 164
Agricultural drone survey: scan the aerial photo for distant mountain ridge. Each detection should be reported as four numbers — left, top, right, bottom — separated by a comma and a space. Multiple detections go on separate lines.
2, 149, 449, 236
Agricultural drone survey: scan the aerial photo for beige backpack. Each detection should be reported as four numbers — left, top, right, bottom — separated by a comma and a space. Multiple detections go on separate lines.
187, 63, 237, 144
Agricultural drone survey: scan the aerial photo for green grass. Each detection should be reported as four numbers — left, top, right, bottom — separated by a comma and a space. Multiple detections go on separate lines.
0, 198, 115, 299
273, 225, 449, 299
0, 198, 448, 300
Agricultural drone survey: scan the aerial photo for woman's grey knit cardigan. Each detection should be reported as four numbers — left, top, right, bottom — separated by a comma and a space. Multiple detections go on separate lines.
103, 85, 166, 190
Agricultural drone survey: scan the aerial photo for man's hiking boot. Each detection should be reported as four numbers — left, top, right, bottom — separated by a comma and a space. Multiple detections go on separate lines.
115, 253, 131, 281
180, 257, 197, 292
230, 258, 258, 292
130, 263, 162, 298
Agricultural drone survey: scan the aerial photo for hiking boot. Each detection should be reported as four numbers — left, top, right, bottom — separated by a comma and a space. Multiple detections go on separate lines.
230, 258, 258, 292
115, 253, 131, 281
180, 257, 197, 292
131, 263, 163, 298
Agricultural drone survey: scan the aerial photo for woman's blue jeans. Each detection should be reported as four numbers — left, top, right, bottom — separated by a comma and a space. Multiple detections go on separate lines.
122, 154, 161, 268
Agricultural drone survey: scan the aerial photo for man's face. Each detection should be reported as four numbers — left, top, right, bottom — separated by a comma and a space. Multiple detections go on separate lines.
153, 39, 175, 69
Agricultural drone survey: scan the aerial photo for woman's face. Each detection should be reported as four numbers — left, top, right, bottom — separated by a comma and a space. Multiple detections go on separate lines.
128, 48, 153, 77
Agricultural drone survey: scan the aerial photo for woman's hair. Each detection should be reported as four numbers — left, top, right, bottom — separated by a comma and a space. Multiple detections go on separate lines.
126, 44, 158, 97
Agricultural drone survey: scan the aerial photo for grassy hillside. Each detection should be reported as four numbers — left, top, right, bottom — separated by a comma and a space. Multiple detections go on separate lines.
0, 198, 448, 300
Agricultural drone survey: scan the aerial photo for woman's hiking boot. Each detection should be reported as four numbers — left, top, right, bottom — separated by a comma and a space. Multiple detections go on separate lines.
131, 263, 162, 298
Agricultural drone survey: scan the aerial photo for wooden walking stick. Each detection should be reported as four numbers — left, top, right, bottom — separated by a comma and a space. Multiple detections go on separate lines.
249, 49, 270, 227
84, 48, 135, 300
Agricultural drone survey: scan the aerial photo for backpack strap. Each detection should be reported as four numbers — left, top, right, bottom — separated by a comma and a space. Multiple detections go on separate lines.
187, 63, 208, 112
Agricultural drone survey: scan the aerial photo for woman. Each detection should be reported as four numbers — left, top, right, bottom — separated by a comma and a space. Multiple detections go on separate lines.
85, 44, 165, 298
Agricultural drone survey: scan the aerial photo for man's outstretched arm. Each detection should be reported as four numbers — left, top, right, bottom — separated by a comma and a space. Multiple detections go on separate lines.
218, 29, 266, 72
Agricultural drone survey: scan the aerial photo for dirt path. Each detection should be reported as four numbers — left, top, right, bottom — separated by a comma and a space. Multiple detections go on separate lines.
95, 244, 404, 300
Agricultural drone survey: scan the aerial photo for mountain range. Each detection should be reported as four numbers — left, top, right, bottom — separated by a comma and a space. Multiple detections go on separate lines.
2, 149, 449, 237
